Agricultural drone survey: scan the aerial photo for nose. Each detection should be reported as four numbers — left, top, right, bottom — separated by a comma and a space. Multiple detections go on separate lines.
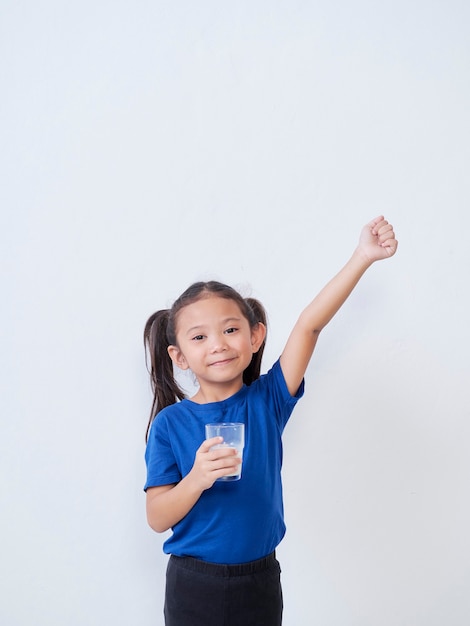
209, 334, 228, 353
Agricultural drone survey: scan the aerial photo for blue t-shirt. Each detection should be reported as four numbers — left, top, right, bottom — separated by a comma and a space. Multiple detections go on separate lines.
144, 359, 304, 564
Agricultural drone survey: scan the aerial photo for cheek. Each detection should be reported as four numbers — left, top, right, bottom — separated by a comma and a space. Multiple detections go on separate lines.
240, 336, 256, 353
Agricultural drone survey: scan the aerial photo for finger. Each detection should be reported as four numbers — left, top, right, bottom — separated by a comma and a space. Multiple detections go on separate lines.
199, 436, 223, 453
213, 453, 241, 467
376, 221, 392, 233
377, 225, 394, 242
371, 218, 388, 236
211, 465, 241, 482
368, 215, 385, 231
209, 446, 239, 461
212, 457, 242, 476
381, 238, 398, 255
369, 215, 385, 228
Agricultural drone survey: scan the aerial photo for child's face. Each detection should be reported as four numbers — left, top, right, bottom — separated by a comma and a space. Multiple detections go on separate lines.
168, 295, 265, 396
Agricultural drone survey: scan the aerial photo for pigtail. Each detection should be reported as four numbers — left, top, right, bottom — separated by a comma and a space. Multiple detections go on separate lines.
143, 310, 185, 441
243, 297, 268, 386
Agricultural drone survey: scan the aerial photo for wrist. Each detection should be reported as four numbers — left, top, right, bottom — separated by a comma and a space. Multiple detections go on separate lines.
184, 468, 208, 495
351, 246, 375, 270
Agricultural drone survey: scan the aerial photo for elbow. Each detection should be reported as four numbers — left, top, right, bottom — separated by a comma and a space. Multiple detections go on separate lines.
147, 515, 171, 534
145, 484, 176, 533
146, 501, 171, 533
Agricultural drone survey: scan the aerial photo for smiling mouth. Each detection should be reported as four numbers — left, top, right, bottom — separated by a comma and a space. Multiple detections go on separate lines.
209, 357, 235, 367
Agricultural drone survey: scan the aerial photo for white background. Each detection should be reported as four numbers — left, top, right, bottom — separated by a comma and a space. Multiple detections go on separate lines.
1, 1, 469, 624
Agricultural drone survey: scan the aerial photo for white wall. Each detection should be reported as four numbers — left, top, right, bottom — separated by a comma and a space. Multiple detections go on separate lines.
1, 1, 469, 624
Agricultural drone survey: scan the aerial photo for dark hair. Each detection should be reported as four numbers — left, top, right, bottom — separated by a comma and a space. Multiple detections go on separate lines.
143, 281, 268, 441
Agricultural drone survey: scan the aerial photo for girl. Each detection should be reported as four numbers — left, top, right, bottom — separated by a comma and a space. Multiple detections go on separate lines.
144, 216, 398, 626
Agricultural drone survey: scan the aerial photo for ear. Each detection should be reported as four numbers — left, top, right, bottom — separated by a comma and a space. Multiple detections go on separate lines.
250, 322, 267, 354
167, 345, 190, 371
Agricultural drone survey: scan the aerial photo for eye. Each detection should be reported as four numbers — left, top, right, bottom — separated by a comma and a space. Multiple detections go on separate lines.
191, 334, 205, 341
224, 327, 238, 334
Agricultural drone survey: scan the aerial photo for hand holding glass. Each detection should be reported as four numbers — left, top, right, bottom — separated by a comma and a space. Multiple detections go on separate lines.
205, 423, 245, 482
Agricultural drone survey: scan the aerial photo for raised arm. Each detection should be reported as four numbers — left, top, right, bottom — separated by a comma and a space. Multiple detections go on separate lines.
280, 216, 398, 395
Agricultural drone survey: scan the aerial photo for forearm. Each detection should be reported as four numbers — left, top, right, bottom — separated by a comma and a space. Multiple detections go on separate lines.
146, 474, 204, 533
299, 247, 372, 332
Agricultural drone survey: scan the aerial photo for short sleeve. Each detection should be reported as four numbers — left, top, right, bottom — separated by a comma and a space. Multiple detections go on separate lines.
144, 414, 182, 491
256, 359, 305, 431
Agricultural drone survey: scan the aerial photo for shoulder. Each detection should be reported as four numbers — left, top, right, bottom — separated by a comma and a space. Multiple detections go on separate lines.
253, 358, 298, 393
155, 399, 195, 422
251, 358, 304, 407
147, 400, 193, 439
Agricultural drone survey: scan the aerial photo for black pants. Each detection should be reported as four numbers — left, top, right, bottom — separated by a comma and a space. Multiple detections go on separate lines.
164, 552, 283, 626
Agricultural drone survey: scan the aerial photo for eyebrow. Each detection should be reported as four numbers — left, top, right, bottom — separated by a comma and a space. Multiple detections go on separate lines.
185, 317, 243, 336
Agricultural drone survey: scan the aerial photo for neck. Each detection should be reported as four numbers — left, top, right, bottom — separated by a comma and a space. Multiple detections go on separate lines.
190, 379, 244, 404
